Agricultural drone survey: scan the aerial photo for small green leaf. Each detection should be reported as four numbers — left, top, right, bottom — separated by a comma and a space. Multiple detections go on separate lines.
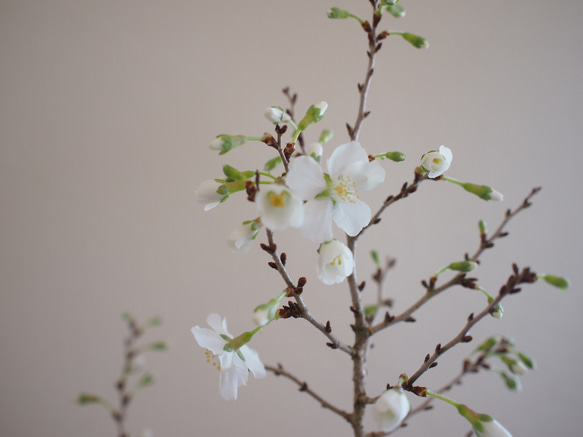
264, 156, 282, 172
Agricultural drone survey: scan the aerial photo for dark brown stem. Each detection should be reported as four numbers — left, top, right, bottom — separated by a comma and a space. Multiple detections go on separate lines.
266, 364, 351, 421
264, 229, 352, 354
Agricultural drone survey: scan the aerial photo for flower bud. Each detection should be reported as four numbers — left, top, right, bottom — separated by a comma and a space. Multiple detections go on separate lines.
500, 371, 521, 391
317, 239, 354, 285
196, 179, 228, 211
307, 142, 324, 162
509, 360, 528, 375
490, 303, 504, 319
460, 183, 504, 201
448, 260, 478, 273
383, 151, 406, 162
297, 101, 328, 132
264, 106, 291, 124
319, 129, 333, 144
210, 134, 248, 155
327, 7, 351, 19
401, 32, 429, 49
420, 145, 452, 178
253, 292, 286, 326
540, 274, 569, 291
372, 388, 410, 433
227, 220, 261, 254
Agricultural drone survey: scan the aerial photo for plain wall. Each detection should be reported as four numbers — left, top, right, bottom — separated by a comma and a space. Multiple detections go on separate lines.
1, 1, 582, 436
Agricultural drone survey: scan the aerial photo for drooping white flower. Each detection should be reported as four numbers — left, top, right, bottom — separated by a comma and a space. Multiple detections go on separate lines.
317, 239, 354, 285
286, 141, 385, 243
196, 179, 226, 211
256, 184, 304, 231
372, 388, 410, 433
264, 106, 291, 124
420, 145, 453, 178
227, 221, 261, 254
475, 418, 513, 437
191, 314, 266, 400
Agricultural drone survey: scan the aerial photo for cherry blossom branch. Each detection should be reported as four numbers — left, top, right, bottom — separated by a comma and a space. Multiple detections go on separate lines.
261, 229, 352, 354
368, 187, 541, 335
402, 265, 537, 389
265, 363, 352, 422
348, 1, 383, 141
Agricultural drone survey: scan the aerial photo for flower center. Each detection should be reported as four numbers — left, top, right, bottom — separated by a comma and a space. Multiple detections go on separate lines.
333, 176, 358, 204
205, 349, 221, 371
268, 191, 287, 209
432, 157, 442, 165
330, 255, 343, 266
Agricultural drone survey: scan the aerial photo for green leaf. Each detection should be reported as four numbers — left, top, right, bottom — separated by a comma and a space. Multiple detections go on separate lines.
264, 156, 282, 172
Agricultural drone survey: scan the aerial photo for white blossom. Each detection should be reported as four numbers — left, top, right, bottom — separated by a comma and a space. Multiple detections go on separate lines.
264, 106, 291, 124
372, 388, 410, 433
307, 142, 324, 161
196, 179, 225, 211
256, 184, 304, 231
420, 145, 453, 178
227, 221, 260, 254
286, 141, 385, 243
191, 314, 266, 400
317, 239, 354, 285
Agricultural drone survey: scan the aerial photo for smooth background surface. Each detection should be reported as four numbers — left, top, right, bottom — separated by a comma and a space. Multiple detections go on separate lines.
1, 1, 581, 436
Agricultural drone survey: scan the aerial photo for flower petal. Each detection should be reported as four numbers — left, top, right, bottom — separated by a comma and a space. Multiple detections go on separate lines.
240, 345, 267, 379
287, 156, 327, 200
206, 313, 231, 337
191, 326, 225, 355
219, 366, 247, 400
301, 198, 334, 243
327, 141, 369, 179
333, 199, 371, 236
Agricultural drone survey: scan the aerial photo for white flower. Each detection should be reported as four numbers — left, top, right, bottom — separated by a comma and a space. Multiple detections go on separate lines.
256, 184, 304, 231
227, 221, 260, 254
196, 179, 226, 211
475, 418, 512, 437
191, 314, 266, 400
286, 141, 385, 243
420, 145, 453, 178
317, 239, 354, 285
264, 106, 291, 124
372, 388, 410, 433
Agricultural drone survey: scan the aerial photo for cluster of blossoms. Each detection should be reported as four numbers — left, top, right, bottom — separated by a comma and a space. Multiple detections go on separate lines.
192, 99, 511, 432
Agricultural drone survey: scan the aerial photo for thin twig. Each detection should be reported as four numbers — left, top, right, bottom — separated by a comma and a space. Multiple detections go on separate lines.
266, 364, 352, 421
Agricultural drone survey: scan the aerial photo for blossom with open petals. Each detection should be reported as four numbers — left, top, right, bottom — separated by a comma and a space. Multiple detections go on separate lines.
191, 314, 266, 400
420, 145, 453, 178
372, 388, 410, 433
317, 239, 354, 285
286, 141, 385, 243
256, 184, 304, 231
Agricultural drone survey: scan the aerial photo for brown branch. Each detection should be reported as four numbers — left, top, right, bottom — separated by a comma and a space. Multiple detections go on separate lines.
263, 229, 352, 354
266, 363, 352, 422
369, 187, 541, 335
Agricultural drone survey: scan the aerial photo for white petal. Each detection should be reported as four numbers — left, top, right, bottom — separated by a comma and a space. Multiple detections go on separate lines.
372, 389, 410, 433
196, 180, 223, 211
317, 240, 354, 285
301, 198, 334, 243
256, 185, 304, 231
327, 141, 369, 180
333, 199, 371, 237
287, 156, 327, 200
477, 419, 512, 437
219, 366, 247, 401
191, 326, 225, 355
351, 159, 386, 192
240, 345, 267, 379
206, 313, 231, 337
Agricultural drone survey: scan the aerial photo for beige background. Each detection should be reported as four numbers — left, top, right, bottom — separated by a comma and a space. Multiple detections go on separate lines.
1, 1, 582, 436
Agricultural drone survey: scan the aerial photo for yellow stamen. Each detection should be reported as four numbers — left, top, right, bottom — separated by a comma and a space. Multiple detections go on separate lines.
205, 349, 222, 371
333, 176, 358, 204
268, 192, 286, 208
